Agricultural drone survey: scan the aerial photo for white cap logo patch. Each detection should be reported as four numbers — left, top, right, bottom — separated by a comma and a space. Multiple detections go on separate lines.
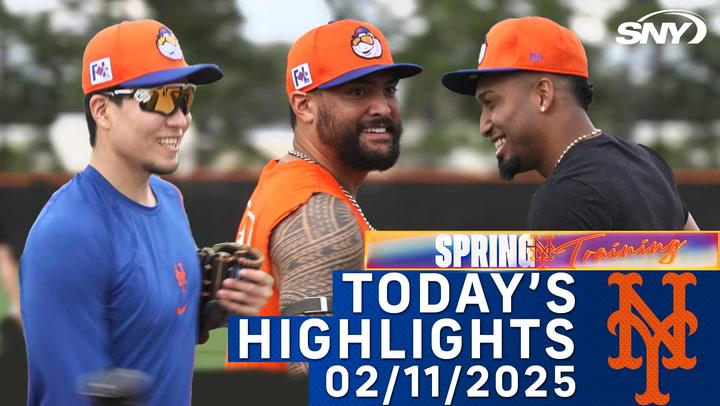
292, 63, 313, 90
89, 57, 113, 85
156, 26, 184, 60
350, 26, 382, 59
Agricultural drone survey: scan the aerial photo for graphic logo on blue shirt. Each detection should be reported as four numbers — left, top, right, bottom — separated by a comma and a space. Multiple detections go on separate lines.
174, 262, 189, 315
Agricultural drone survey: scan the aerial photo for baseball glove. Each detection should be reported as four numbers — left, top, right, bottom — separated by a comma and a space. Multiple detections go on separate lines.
197, 242, 264, 344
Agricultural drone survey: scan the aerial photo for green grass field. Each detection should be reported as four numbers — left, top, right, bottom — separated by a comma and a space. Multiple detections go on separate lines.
194, 328, 228, 370
0, 289, 227, 371
0, 291, 8, 318
0, 291, 11, 350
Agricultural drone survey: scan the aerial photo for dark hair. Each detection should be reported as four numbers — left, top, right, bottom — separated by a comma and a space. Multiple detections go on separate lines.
84, 91, 123, 147
566, 75, 594, 111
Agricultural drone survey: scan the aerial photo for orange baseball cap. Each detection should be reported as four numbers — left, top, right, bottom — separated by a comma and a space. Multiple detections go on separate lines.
82, 19, 223, 94
442, 16, 588, 95
286, 19, 422, 96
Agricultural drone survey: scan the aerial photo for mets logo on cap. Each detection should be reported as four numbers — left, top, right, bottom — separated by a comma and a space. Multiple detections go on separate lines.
351, 26, 382, 59
156, 26, 183, 60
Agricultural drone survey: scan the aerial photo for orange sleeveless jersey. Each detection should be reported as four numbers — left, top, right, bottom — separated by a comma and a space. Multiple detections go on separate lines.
226, 159, 370, 371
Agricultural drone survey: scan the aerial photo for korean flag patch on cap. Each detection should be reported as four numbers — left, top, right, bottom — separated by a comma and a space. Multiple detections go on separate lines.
291, 63, 313, 90
89, 57, 113, 85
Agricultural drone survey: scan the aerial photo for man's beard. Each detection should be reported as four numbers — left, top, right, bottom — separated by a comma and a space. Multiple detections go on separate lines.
316, 109, 402, 171
498, 154, 521, 180
142, 161, 179, 176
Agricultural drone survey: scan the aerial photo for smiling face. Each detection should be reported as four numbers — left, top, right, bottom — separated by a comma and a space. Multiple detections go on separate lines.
351, 27, 383, 59
352, 35, 383, 58
474, 72, 544, 180
97, 89, 192, 176
156, 27, 183, 60
312, 70, 402, 171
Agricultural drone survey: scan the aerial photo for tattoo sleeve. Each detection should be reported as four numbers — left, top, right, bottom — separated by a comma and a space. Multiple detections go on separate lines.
270, 192, 364, 315
269, 193, 364, 377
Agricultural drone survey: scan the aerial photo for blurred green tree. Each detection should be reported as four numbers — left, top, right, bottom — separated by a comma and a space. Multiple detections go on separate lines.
604, 2, 720, 167
0, 0, 717, 171
0, 1, 83, 170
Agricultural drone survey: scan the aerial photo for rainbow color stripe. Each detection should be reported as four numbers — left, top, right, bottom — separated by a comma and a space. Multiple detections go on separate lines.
364, 231, 719, 270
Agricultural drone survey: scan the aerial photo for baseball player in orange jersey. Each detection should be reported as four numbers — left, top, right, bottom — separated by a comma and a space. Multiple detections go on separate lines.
230, 19, 422, 375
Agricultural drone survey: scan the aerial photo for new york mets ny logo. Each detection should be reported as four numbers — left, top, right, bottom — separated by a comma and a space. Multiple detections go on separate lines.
607, 272, 697, 405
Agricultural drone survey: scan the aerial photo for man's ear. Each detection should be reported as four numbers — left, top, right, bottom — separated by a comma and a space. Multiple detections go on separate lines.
534, 76, 555, 113
289, 90, 316, 125
89, 94, 112, 131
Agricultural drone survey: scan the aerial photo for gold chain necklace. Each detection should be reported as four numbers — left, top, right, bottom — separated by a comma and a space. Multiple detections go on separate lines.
554, 129, 602, 168
287, 150, 375, 230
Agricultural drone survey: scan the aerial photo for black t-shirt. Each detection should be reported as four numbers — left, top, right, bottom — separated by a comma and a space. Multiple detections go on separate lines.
527, 133, 688, 230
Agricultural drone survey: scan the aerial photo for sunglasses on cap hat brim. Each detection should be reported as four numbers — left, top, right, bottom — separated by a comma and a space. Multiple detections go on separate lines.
103, 84, 196, 116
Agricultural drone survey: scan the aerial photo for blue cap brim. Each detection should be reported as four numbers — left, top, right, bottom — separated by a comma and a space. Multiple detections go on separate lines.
441, 67, 519, 95
120, 64, 224, 88
318, 63, 423, 89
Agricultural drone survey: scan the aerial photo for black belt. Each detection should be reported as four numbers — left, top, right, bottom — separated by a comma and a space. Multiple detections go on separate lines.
282, 296, 333, 315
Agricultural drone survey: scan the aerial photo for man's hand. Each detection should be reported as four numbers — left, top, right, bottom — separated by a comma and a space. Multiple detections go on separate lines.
197, 242, 269, 344
216, 269, 274, 316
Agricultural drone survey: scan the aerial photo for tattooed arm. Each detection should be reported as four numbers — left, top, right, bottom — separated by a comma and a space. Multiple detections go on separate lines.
270, 193, 364, 312
269, 193, 364, 376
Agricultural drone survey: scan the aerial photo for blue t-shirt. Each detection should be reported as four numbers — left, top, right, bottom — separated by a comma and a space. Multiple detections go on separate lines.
20, 166, 201, 405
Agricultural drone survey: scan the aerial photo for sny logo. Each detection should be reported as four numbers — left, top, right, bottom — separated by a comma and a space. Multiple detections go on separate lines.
607, 272, 697, 405
616, 9, 706, 45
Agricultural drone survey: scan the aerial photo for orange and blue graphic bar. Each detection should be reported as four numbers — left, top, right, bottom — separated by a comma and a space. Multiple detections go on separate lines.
364, 231, 719, 270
